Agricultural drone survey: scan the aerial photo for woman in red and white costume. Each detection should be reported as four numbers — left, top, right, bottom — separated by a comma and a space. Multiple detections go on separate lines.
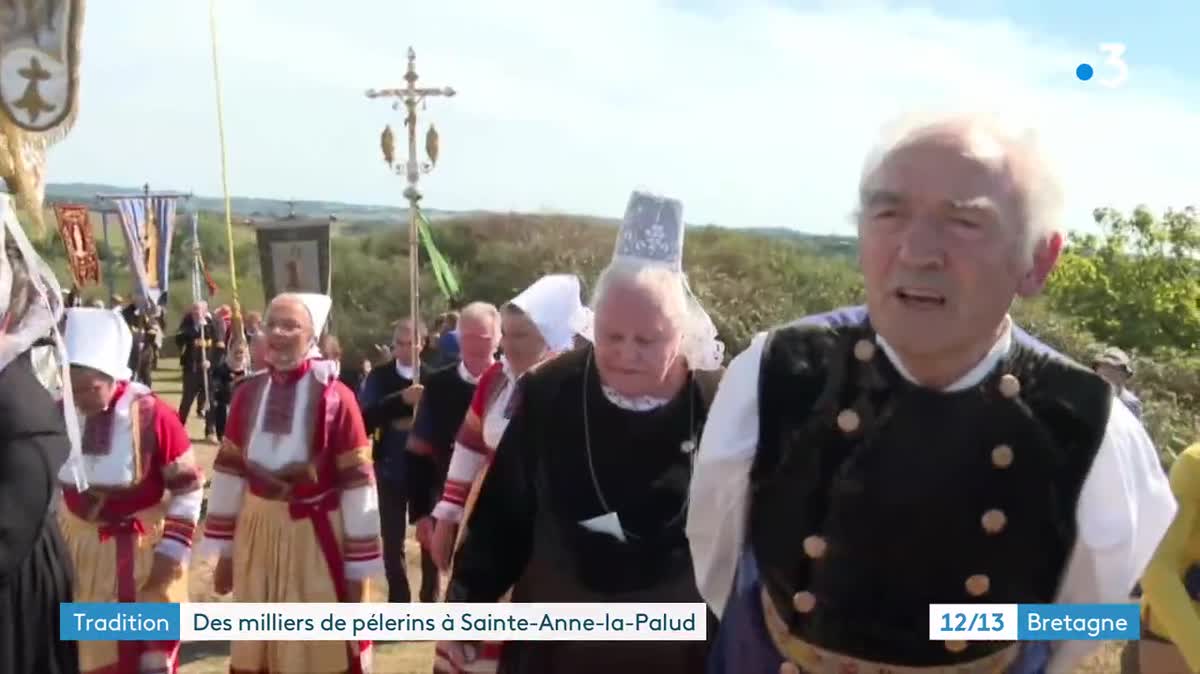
200, 292, 383, 674
58, 307, 204, 674
429, 274, 593, 674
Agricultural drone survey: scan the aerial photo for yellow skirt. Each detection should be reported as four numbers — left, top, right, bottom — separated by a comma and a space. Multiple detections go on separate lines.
228, 493, 372, 674
59, 505, 188, 674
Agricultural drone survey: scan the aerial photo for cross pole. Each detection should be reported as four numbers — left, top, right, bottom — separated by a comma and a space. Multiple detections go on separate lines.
366, 47, 455, 384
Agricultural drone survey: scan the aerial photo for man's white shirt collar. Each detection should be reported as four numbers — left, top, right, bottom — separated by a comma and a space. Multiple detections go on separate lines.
457, 360, 488, 385
395, 360, 414, 380
876, 315, 1013, 391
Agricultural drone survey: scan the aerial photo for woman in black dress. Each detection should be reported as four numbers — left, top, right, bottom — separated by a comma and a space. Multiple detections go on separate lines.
442, 191, 727, 674
0, 200, 82, 674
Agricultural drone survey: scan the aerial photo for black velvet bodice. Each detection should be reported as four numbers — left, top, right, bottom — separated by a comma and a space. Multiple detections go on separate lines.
749, 318, 1112, 666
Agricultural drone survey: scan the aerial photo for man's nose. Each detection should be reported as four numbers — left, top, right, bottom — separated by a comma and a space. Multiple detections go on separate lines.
896, 218, 946, 269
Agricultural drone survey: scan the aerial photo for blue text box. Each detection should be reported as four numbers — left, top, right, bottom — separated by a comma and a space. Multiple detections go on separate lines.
1017, 604, 1139, 640
60, 603, 180, 641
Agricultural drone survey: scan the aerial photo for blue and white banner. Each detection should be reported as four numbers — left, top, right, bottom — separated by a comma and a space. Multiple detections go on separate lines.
929, 603, 1140, 641
61, 602, 708, 642
113, 196, 178, 307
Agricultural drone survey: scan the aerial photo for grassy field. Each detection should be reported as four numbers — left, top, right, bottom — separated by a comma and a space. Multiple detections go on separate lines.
152, 360, 1123, 674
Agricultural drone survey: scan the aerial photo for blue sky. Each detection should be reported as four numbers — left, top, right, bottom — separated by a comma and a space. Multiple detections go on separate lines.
44, 1, 1200, 236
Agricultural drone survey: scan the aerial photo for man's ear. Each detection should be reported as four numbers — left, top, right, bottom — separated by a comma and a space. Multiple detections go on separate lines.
1017, 231, 1064, 297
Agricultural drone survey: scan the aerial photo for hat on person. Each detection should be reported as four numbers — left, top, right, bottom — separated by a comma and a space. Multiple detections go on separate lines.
292, 293, 332, 336
603, 190, 725, 371
64, 307, 133, 381
612, 190, 685, 272
1093, 347, 1133, 376
509, 275, 592, 352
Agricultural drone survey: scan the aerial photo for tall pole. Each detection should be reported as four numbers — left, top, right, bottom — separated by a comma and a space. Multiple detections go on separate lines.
366, 46, 456, 384
101, 211, 115, 299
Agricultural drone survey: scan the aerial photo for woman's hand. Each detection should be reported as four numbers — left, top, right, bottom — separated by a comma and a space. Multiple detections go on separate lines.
435, 641, 480, 671
431, 519, 459, 571
214, 556, 233, 595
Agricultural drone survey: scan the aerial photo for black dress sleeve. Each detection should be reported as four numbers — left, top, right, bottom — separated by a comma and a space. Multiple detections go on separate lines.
0, 354, 66, 583
445, 379, 538, 603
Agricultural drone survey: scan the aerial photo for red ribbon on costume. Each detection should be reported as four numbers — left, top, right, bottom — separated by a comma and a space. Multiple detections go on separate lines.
97, 516, 146, 543
98, 516, 147, 673
286, 490, 368, 674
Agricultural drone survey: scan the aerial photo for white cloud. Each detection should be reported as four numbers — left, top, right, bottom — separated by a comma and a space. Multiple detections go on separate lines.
46, 0, 1200, 236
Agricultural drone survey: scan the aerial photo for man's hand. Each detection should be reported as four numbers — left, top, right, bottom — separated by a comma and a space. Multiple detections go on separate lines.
431, 519, 459, 571
139, 552, 182, 602
202, 360, 211, 370
214, 556, 233, 595
415, 517, 435, 550
400, 384, 424, 406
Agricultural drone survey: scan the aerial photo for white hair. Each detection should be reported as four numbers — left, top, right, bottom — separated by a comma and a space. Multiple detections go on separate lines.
590, 258, 725, 370
857, 109, 1065, 262
591, 258, 689, 329
459, 301, 501, 330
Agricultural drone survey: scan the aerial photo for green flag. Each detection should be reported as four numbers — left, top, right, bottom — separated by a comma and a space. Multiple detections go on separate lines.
416, 209, 461, 300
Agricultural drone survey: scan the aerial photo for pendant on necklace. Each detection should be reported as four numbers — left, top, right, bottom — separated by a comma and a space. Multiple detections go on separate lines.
680, 438, 696, 454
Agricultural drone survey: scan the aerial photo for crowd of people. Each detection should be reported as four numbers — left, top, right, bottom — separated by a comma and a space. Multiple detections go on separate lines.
0, 110, 1196, 674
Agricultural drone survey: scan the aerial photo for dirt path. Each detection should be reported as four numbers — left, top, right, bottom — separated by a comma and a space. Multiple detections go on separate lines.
153, 361, 1120, 673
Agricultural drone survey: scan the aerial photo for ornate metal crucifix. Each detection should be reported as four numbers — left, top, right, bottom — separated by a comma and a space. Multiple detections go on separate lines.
366, 46, 456, 383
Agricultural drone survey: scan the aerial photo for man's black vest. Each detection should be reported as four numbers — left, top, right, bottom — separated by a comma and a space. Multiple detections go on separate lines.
749, 317, 1112, 666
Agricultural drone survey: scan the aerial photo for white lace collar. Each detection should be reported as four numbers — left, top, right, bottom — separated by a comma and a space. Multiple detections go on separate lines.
601, 385, 671, 411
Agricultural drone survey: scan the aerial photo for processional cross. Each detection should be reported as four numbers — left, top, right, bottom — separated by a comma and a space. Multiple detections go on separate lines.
366, 47, 456, 384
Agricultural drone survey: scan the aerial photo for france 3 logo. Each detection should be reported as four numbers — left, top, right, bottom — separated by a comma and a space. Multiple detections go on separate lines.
1076, 43, 1128, 88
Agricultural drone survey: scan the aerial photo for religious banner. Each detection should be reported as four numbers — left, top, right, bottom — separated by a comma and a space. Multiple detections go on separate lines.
53, 202, 98, 287
0, 0, 85, 132
112, 196, 178, 307
189, 212, 218, 303
254, 214, 332, 302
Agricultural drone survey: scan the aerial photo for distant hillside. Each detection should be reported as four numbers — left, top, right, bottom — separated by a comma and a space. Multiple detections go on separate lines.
42, 182, 459, 224
42, 182, 860, 253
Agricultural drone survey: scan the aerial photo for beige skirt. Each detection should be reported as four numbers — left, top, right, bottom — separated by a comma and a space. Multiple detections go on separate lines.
59, 505, 187, 674
227, 493, 372, 674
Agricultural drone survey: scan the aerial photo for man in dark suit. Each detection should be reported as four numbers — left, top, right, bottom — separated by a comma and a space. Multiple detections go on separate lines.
175, 301, 222, 441
358, 317, 426, 602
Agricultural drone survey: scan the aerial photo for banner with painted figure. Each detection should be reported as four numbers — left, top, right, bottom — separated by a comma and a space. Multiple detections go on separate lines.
112, 196, 178, 307
53, 202, 99, 287
254, 215, 332, 302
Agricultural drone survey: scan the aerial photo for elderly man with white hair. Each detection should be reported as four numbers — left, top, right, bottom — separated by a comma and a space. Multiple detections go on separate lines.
58, 307, 204, 674
688, 113, 1177, 674
200, 292, 382, 674
439, 192, 724, 674
404, 301, 503, 603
